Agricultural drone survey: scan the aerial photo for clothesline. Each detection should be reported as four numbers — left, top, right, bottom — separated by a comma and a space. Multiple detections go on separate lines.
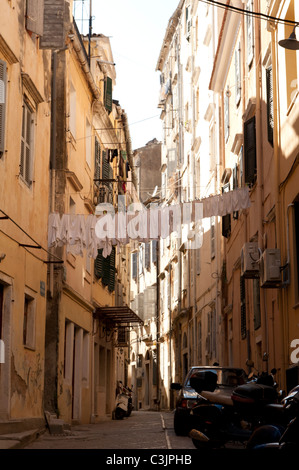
48, 187, 250, 258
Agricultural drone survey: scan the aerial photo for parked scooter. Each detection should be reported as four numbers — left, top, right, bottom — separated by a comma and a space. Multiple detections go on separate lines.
113, 381, 134, 420
189, 368, 283, 449
126, 385, 134, 417
246, 386, 299, 451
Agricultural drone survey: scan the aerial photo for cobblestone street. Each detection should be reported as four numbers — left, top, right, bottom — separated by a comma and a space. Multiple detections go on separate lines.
24, 411, 195, 450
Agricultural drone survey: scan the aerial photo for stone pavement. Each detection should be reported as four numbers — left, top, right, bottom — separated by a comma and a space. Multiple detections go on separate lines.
0, 410, 197, 450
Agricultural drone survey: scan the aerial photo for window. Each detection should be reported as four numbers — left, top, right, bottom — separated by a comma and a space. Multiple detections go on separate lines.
152, 240, 158, 263
244, 116, 257, 186
222, 184, 231, 238
167, 148, 177, 178
26, 0, 44, 36
211, 216, 215, 259
246, 0, 254, 67
94, 247, 115, 292
23, 294, 35, 349
131, 252, 137, 279
233, 164, 239, 219
0, 59, 7, 157
94, 137, 101, 186
104, 77, 112, 113
20, 100, 34, 186
145, 242, 151, 270
185, 5, 191, 41
266, 66, 274, 146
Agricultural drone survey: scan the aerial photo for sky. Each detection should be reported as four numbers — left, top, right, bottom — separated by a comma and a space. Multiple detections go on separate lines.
73, 0, 179, 150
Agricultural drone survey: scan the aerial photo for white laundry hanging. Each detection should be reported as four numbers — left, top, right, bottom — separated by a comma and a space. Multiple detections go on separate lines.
47, 187, 251, 257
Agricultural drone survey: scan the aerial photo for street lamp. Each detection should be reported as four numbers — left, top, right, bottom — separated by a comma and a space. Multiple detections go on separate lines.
279, 24, 299, 50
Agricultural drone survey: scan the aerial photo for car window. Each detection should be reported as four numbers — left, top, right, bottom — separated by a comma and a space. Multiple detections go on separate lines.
185, 368, 246, 387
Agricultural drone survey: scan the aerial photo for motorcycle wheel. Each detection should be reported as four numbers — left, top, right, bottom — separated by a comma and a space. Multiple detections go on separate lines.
115, 408, 125, 420
174, 411, 189, 436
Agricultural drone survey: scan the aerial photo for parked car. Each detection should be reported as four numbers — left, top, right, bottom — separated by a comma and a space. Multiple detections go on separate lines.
171, 366, 247, 435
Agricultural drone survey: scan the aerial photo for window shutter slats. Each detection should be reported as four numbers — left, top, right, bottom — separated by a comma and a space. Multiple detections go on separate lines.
104, 77, 112, 113
0, 60, 7, 155
244, 116, 256, 186
26, 0, 44, 36
39, 0, 65, 49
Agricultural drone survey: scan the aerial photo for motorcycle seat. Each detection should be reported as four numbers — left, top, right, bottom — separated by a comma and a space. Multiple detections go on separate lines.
201, 389, 233, 406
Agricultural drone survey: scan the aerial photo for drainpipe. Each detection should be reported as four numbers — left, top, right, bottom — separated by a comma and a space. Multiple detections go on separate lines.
156, 238, 160, 410
254, 3, 267, 371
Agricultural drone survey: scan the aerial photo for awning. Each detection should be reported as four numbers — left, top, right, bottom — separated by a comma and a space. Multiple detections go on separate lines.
94, 306, 144, 326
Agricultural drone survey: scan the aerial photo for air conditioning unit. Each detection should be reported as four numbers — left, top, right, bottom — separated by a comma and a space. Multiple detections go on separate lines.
240, 242, 259, 278
260, 249, 281, 288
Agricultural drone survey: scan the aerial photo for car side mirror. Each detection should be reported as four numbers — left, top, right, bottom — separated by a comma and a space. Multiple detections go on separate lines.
170, 382, 182, 391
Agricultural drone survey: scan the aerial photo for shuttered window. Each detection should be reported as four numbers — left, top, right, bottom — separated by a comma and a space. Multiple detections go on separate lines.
104, 77, 112, 113
0, 60, 7, 156
131, 252, 137, 279
39, 0, 65, 49
222, 184, 231, 238
266, 66, 274, 146
240, 276, 247, 339
94, 137, 101, 185
20, 100, 34, 186
94, 247, 115, 292
211, 216, 215, 259
145, 243, 151, 270
102, 150, 113, 204
246, 0, 254, 67
244, 116, 256, 186
26, 0, 44, 36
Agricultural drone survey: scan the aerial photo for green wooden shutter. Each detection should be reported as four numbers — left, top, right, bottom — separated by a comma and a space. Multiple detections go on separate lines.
94, 138, 101, 184
244, 116, 256, 186
266, 66, 274, 146
0, 60, 7, 156
108, 247, 115, 292
94, 249, 103, 278
104, 77, 112, 113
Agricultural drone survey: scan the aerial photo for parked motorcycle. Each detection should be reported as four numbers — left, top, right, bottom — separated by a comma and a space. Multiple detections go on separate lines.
189, 368, 283, 449
246, 386, 299, 451
113, 381, 134, 420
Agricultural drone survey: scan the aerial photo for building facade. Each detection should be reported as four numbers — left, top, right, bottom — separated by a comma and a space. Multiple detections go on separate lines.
0, 0, 51, 430
155, 0, 299, 405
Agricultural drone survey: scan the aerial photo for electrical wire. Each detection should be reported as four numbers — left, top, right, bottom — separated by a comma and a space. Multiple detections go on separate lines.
198, 0, 298, 26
